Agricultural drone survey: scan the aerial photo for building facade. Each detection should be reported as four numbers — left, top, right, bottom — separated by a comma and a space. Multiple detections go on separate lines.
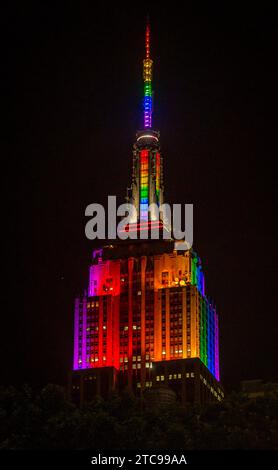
69, 23, 223, 405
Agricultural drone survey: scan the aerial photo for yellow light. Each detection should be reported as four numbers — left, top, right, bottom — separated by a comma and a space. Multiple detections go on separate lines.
137, 134, 159, 142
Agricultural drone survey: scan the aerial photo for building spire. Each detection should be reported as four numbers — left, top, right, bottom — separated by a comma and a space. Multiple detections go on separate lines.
145, 16, 150, 59
143, 17, 153, 128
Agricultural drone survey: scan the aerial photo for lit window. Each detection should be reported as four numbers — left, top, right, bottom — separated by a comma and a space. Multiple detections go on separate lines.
191, 372, 194, 378
124, 326, 128, 331
103, 325, 106, 329
132, 364, 136, 369
186, 372, 190, 378
169, 374, 172, 380
137, 363, 141, 369
178, 373, 181, 379
173, 374, 177, 379
156, 376, 160, 381
137, 383, 141, 388
160, 375, 165, 381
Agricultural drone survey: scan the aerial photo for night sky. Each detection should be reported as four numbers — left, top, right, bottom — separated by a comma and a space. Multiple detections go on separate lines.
4, 3, 277, 391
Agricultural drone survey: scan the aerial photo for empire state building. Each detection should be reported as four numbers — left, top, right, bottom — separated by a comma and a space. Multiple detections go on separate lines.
70, 23, 224, 405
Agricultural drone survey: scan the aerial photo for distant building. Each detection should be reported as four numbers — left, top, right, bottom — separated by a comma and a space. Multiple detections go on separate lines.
241, 380, 278, 398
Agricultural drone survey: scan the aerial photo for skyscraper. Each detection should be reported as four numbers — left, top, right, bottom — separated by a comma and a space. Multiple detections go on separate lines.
70, 23, 224, 405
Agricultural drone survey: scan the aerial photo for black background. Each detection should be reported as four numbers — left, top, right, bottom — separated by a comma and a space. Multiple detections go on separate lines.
3, 2, 277, 392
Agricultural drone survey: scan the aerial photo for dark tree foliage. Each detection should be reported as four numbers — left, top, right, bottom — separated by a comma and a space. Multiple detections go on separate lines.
0, 385, 277, 450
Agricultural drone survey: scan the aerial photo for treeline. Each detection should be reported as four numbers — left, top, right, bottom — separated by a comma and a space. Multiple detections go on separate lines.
0, 384, 277, 449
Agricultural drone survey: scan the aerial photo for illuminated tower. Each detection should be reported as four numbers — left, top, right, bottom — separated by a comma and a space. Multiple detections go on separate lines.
70, 22, 223, 405
126, 22, 164, 226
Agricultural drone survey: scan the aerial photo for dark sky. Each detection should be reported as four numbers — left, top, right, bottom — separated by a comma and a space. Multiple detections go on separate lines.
3, 3, 277, 391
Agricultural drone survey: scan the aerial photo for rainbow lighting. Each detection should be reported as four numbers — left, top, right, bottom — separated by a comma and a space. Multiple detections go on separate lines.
156, 152, 160, 201
71, 22, 223, 406
140, 150, 149, 220
143, 23, 153, 128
